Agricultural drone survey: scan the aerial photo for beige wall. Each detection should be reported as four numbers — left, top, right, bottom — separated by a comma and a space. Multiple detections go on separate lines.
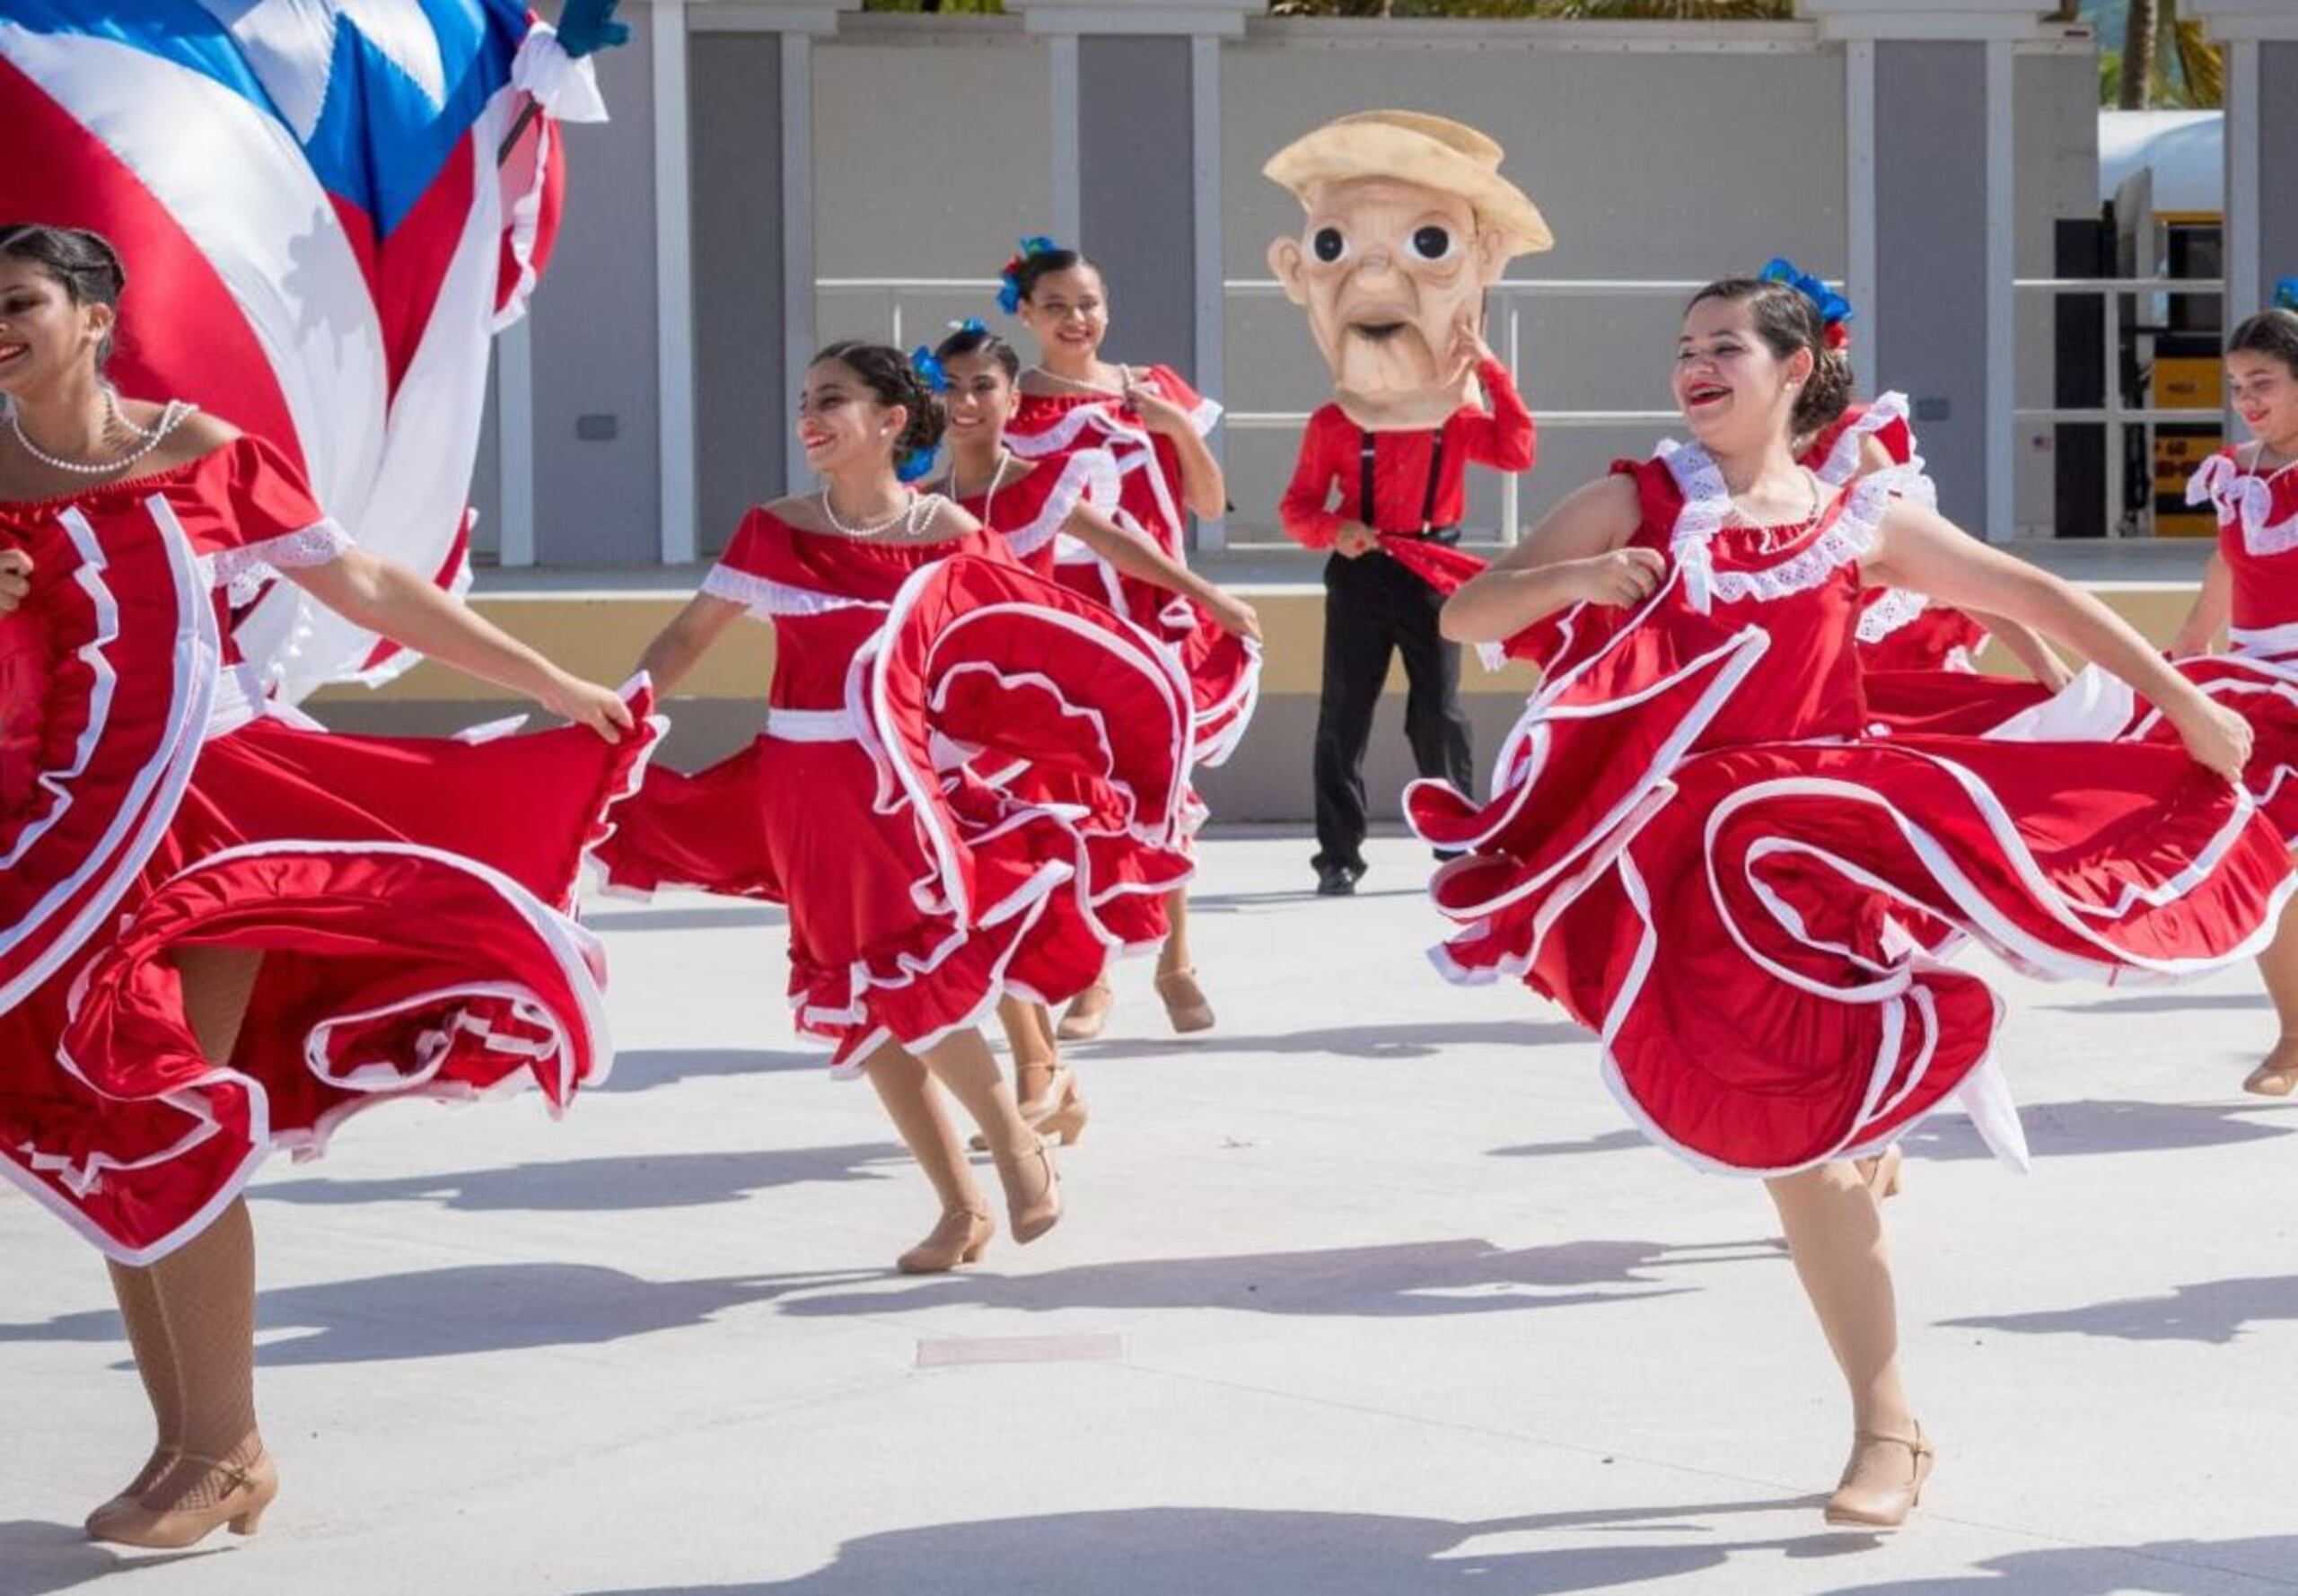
1223, 36, 1848, 544
811, 21, 1054, 351
312, 577, 2204, 824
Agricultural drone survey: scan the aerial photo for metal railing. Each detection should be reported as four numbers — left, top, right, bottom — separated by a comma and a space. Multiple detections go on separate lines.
2011, 276, 2226, 539
819, 275, 1705, 546
820, 273, 2235, 544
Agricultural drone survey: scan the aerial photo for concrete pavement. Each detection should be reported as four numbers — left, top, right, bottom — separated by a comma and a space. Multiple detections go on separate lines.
4, 833, 2297, 1596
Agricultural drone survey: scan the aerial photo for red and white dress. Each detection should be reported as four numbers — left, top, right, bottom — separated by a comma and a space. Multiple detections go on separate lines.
954, 451, 1119, 583
594, 507, 1197, 1068
1806, 394, 1990, 673
0, 437, 659, 1263
1010, 366, 1261, 767
953, 454, 1190, 951
1410, 439, 2294, 1174
1804, 393, 2070, 739
2153, 446, 2298, 844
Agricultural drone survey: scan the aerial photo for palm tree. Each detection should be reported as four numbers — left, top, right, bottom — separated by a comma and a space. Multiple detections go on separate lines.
2119, 0, 2161, 108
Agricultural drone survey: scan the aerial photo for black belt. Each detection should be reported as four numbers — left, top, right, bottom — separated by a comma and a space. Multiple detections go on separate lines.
1379, 523, 1461, 546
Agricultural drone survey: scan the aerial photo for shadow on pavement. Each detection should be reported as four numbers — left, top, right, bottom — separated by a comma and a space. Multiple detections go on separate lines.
601, 1048, 825, 1092
1941, 1274, 2298, 1347
0, 1520, 209, 1596
1074, 1019, 1583, 1063
0, 1263, 852, 1369
249, 1144, 906, 1214
1820, 1534, 2298, 1593
1490, 1099, 2298, 1164
773, 1236, 1776, 1321
574, 1501, 1870, 1596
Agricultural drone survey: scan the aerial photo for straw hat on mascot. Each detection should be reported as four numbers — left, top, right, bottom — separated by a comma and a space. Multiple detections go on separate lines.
1266, 110, 1552, 432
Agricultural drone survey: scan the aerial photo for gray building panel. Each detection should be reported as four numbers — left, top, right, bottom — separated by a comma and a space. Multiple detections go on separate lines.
469, 364, 501, 561
690, 30, 786, 552
1077, 36, 1197, 378
1874, 39, 1990, 532
2262, 42, 2298, 311
530, 31, 663, 566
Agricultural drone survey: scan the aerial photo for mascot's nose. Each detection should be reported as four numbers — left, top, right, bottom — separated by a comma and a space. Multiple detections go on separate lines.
1352, 249, 1397, 282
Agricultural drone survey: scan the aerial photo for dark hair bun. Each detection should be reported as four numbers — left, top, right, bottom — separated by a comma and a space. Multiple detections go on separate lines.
812, 339, 947, 463
0, 223, 127, 367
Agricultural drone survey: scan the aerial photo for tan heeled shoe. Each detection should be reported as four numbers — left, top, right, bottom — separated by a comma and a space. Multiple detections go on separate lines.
969, 1065, 1088, 1151
83, 1447, 177, 1539
1056, 980, 1114, 1041
2242, 1035, 2298, 1097
1823, 1424, 1934, 1530
897, 1206, 994, 1274
1033, 1071, 1091, 1147
1154, 967, 1215, 1034
89, 1450, 277, 1549
990, 1136, 1061, 1244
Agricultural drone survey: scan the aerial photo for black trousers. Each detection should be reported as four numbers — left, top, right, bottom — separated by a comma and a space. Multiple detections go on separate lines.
1311, 548, 1473, 873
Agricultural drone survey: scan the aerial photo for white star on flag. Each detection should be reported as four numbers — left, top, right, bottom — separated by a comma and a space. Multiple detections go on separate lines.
196, 0, 449, 143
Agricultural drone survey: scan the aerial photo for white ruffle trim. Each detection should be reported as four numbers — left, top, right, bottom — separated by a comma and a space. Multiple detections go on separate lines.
1003, 451, 1119, 561
1656, 439, 1885, 613
1855, 586, 1930, 645
202, 518, 354, 609
2190, 451, 2298, 558
703, 563, 890, 619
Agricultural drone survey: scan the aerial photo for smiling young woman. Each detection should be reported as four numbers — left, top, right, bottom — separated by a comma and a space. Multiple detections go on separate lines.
1002, 241, 1259, 1040
1417, 271, 2294, 1531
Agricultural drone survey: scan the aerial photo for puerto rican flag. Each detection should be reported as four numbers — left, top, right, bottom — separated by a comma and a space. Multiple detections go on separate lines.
0, 2, 608, 699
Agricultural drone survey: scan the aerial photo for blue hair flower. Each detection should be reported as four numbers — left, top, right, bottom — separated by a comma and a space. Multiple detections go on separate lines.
910, 345, 950, 394
895, 443, 941, 485
947, 317, 988, 338
1760, 256, 1855, 338
996, 234, 1062, 316
2276, 276, 2298, 313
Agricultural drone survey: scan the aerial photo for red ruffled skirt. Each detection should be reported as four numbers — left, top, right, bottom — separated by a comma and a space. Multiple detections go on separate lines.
1410, 609, 2293, 1174
0, 686, 657, 1263
600, 556, 1196, 1069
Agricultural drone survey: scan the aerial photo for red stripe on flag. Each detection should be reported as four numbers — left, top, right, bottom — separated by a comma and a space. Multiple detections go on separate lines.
0, 56, 302, 471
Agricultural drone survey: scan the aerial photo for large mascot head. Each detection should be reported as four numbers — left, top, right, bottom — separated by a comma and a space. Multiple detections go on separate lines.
1266, 110, 1551, 432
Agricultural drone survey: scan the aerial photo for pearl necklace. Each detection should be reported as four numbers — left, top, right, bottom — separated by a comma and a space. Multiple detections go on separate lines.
8, 392, 195, 477
820, 485, 934, 540
1723, 467, 1821, 534
955, 450, 1014, 523
1027, 364, 1129, 398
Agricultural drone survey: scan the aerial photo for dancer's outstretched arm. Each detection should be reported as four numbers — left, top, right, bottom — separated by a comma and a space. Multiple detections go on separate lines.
290, 552, 633, 741
1867, 500, 2249, 779
1438, 473, 1656, 644
632, 592, 747, 697
1061, 502, 1259, 639
1969, 609, 2074, 690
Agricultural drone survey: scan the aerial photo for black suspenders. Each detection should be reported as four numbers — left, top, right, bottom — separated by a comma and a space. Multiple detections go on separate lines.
1357, 426, 1449, 534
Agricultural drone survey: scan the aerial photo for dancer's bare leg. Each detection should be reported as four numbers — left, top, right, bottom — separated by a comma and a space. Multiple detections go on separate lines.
1766, 1162, 1930, 1526
864, 1042, 985, 1212
996, 995, 1060, 1105
2243, 893, 2298, 1095
1153, 890, 1214, 1032
1157, 888, 1192, 981
97, 947, 277, 1544
917, 1028, 1058, 1242
864, 1041, 994, 1271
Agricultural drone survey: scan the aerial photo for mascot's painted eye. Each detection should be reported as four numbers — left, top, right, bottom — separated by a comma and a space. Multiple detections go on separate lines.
1311, 227, 1347, 264
1408, 225, 1455, 263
